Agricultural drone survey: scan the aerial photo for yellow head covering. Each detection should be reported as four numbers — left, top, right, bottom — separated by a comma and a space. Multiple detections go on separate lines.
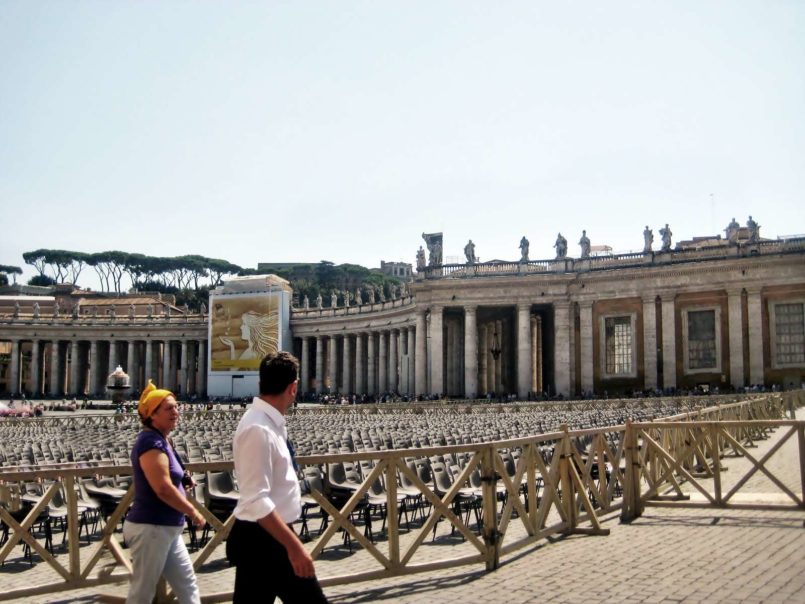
138, 380, 173, 420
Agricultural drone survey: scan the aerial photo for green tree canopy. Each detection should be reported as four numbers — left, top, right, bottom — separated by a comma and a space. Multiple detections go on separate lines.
21, 250, 89, 284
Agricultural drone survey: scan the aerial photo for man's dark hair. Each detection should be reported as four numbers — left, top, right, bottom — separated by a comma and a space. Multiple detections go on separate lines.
259, 352, 299, 396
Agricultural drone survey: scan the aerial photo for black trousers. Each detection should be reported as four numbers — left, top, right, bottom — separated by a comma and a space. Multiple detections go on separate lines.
226, 518, 328, 604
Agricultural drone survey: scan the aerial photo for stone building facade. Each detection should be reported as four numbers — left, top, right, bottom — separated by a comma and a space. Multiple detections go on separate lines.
0, 293, 207, 398
290, 238, 805, 398
1, 236, 804, 399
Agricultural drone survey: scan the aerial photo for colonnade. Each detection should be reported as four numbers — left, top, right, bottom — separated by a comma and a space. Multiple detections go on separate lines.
298, 325, 417, 396
294, 289, 770, 399
424, 305, 543, 399
296, 304, 547, 399
2, 337, 207, 398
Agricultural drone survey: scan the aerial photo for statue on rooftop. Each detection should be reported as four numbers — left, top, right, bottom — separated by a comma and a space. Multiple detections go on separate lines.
464, 240, 477, 265
578, 230, 591, 259
416, 246, 427, 271
316, 293, 323, 309
400, 282, 407, 298
726, 217, 740, 245
200, 302, 207, 315
390, 285, 397, 300
431, 240, 442, 266
746, 215, 760, 243
33, 302, 40, 319
659, 223, 673, 252
109, 306, 116, 320
422, 232, 443, 267
519, 236, 530, 262
13, 301, 20, 318
147, 303, 154, 318
344, 291, 351, 307
554, 233, 567, 259
355, 288, 362, 305
303, 295, 310, 310
643, 226, 654, 252
53, 301, 60, 318
71, 304, 79, 319
378, 287, 386, 302
129, 304, 136, 319
368, 287, 376, 304
330, 292, 338, 308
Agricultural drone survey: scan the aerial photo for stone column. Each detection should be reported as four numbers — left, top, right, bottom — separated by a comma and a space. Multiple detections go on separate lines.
554, 301, 572, 397
517, 304, 533, 399
50, 340, 60, 396
328, 336, 337, 392
464, 306, 478, 399
430, 307, 444, 396
145, 340, 154, 383
378, 331, 388, 394
342, 334, 352, 394
188, 342, 197, 395
9, 339, 20, 395
494, 320, 503, 392
162, 340, 171, 390
70, 340, 81, 395
128, 340, 137, 392
415, 311, 427, 396
355, 333, 365, 394
197, 340, 206, 396
300, 337, 310, 394
727, 289, 744, 388
661, 295, 677, 390
89, 340, 98, 396
315, 336, 324, 393
389, 329, 398, 393
109, 339, 118, 378
478, 324, 488, 394
642, 295, 658, 391
399, 329, 409, 394
408, 326, 416, 395
31, 339, 40, 396
179, 340, 188, 396
578, 302, 593, 396
367, 332, 377, 395
746, 288, 764, 386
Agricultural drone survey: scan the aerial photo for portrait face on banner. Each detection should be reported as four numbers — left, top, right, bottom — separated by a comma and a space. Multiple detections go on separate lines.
210, 295, 279, 372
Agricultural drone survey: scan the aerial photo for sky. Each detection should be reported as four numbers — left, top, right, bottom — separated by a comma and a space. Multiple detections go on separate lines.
1, 1, 803, 289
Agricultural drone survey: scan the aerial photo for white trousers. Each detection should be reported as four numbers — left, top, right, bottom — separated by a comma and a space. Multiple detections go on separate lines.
123, 520, 201, 604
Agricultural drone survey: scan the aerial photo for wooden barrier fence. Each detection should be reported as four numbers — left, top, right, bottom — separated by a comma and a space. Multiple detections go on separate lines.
0, 391, 802, 602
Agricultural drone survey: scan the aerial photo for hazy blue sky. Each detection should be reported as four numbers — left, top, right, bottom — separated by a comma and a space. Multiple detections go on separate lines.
1, 1, 803, 288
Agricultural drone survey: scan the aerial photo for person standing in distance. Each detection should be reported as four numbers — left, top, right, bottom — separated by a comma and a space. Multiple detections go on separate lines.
227, 352, 328, 603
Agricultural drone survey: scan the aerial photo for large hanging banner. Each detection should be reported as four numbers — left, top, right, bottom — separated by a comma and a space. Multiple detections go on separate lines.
210, 294, 280, 372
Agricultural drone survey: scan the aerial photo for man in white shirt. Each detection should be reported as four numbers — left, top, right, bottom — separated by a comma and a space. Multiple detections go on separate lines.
226, 352, 328, 603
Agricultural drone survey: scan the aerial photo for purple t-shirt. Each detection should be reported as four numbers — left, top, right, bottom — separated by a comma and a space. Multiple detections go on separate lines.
126, 430, 186, 526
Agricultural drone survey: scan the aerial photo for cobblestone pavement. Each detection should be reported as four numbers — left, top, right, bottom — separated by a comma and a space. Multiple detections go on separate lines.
3, 410, 804, 604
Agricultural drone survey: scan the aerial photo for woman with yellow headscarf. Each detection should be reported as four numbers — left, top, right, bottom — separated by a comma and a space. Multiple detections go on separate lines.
123, 380, 205, 604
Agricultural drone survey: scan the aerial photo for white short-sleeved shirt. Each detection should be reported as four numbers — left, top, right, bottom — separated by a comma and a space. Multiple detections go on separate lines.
232, 397, 301, 523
